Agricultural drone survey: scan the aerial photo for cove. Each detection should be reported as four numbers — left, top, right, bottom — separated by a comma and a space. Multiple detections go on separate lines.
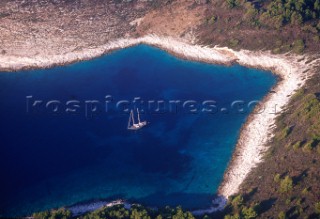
0, 45, 277, 217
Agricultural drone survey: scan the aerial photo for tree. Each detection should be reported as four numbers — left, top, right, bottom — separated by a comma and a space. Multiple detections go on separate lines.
314, 0, 320, 12
274, 15, 285, 29
231, 195, 244, 209
280, 175, 293, 193
130, 209, 139, 219
274, 173, 281, 183
33, 211, 50, 219
315, 202, 320, 214
224, 214, 240, 219
172, 207, 185, 219
317, 22, 320, 31
292, 39, 305, 54
278, 211, 286, 219
290, 12, 303, 25
241, 207, 257, 219
33, 208, 71, 219
226, 0, 237, 8
171, 207, 195, 219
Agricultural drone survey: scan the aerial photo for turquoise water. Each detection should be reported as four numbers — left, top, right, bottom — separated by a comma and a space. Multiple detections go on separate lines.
0, 45, 277, 217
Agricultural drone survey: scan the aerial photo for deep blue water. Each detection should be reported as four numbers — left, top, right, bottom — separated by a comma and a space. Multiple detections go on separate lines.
0, 45, 276, 217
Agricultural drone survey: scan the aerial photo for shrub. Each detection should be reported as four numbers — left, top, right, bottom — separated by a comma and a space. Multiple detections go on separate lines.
296, 198, 303, 206
291, 12, 303, 25
241, 207, 257, 219
274, 15, 285, 28
317, 21, 320, 31
208, 15, 217, 25
315, 202, 320, 214
285, 198, 291, 205
33, 211, 50, 219
130, 208, 150, 219
303, 140, 316, 152
292, 39, 305, 54
293, 141, 302, 150
229, 39, 240, 47
302, 187, 309, 195
273, 47, 281, 54
302, 24, 318, 33
226, 0, 238, 8
276, 126, 292, 140
278, 211, 286, 219
280, 176, 293, 193
274, 173, 281, 183
172, 207, 195, 219
224, 214, 240, 219
312, 35, 320, 43
33, 208, 71, 219
231, 195, 244, 209
244, 3, 258, 20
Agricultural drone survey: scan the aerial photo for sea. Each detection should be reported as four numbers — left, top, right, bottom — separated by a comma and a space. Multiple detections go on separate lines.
0, 45, 277, 217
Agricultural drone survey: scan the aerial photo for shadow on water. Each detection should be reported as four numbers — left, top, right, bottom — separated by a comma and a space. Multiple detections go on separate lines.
132, 192, 214, 209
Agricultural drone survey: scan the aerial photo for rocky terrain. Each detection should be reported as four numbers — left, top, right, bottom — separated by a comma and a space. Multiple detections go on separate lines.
0, 0, 207, 71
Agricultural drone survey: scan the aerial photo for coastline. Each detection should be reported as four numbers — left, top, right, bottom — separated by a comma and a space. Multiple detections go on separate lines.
2, 35, 319, 214
67, 199, 131, 217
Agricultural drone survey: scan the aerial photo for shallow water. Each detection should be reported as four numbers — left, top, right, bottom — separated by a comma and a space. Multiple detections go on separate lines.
0, 45, 277, 217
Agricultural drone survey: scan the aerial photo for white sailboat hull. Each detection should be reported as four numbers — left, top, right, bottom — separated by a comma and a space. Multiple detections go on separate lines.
128, 121, 147, 130
127, 109, 147, 130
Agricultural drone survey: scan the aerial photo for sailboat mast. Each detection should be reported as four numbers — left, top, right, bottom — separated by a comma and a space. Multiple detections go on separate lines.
131, 110, 135, 124
137, 108, 141, 124
128, 110, 132, 128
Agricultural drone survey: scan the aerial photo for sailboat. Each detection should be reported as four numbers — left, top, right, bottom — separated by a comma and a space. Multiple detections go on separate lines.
127, 108, 147, 130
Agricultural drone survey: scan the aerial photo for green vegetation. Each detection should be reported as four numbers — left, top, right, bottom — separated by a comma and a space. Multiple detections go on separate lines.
294, 93, 320, 140
222, 73, 320, 218
292, 141, 302, 150
292, 39, 305, 54
226, 0, 239, 9
274, 173, 281, 183
229, 38, 240, 47
234, 0, 320, 27
172, 207, 195, 219
280, 176, 293, 193
303, 139, 315, 152
278, 211, 286, 219
223, 195, 258, 219
276, 126, 292, 141
33, 205, 197, 219
302, 187, 309, 195
224, 214, 240, 219
315, 202, 320, 214
208, 15, 217, 25
205, 0, 320, 54
33, 208, 71, 219
231, 195, 244, 209
241, 207, 257, 219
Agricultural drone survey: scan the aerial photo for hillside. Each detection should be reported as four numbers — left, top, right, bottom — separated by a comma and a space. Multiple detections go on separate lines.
220, 69, 320, 219
196, 0, 319, 54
